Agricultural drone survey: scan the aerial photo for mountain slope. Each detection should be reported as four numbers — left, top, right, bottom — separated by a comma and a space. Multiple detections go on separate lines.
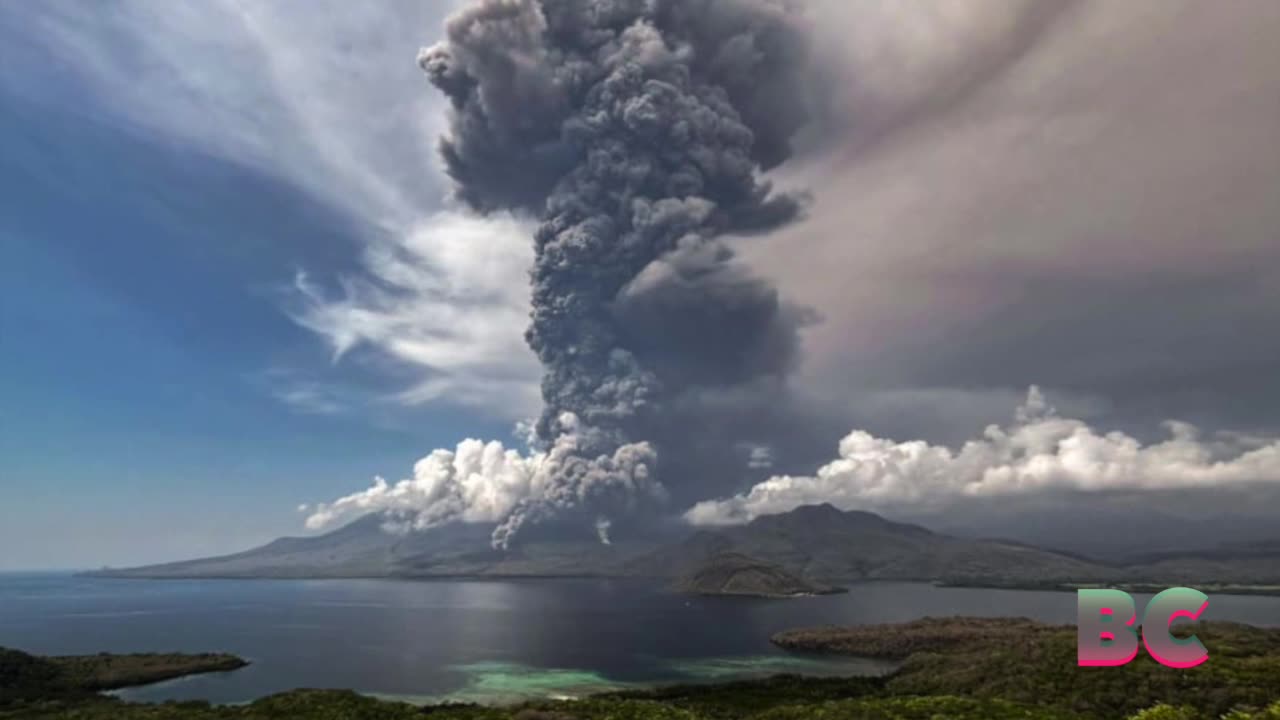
92, 516, 493, 579
91, 517, 659, 580
638, 504, 1118, 584
1120, 539, 1280, 585
95, 504, 1126, 586
672, 552, 843, 597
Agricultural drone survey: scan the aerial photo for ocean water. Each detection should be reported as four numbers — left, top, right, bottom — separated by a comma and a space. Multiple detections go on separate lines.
1, 573, 1277, 704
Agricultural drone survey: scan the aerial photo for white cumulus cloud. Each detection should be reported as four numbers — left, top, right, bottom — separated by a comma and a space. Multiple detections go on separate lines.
305, 412, 664, 548
685, 386, 1280, 526
304, 437, 541, 532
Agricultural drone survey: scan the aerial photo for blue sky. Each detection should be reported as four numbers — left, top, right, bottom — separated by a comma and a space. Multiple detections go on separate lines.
0, 0, 536, 569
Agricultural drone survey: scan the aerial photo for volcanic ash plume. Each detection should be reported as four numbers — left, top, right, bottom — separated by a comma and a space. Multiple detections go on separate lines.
307, 1, 815, 547
414, 0, 815, 547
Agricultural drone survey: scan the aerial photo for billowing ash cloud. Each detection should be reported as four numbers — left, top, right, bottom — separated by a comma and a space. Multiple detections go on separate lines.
685, 386, 1280, 526
339, 0, 818, 547
306, 412, 663, 538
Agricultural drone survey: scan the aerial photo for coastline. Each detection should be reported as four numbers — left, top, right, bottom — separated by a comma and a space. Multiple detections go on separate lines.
7, 618, 1280, 719
937, 579, 1280, 597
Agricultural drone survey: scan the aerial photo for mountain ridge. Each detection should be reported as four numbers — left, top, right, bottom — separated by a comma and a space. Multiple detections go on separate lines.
90, 504, 1110, 586
89, 504, 1280, 590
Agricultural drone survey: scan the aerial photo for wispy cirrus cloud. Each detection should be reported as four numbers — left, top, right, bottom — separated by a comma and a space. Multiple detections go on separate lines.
3, 0, 448, 224
290, 211, 540, 419
3, 0, 540, 420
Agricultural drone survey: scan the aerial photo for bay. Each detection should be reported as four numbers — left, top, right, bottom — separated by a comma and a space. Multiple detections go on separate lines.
1, 573, 1276, 705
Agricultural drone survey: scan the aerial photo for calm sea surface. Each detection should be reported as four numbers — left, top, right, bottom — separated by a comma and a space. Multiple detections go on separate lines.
2, 573, 1277, 704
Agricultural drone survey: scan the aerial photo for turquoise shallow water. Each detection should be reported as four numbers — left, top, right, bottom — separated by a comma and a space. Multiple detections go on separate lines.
387, 655, 894, 706
2, 573, 1276, 705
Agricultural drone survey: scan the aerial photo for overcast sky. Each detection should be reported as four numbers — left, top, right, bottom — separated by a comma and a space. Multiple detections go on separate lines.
2, 1, 1278, 568
760, 0, 1280, 442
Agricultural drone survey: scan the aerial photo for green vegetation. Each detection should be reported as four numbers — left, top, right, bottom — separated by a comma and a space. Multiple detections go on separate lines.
0, 647, 246, 707
885, 621, 1280, 718
774, 618, 1280, 719
772, 616, 1058, 659
5, 618, 1280, 719
0, 648, 63, 705
46, 652, 247, 692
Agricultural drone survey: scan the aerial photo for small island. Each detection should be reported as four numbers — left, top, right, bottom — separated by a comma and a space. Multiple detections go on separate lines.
672, 552, 845, 598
